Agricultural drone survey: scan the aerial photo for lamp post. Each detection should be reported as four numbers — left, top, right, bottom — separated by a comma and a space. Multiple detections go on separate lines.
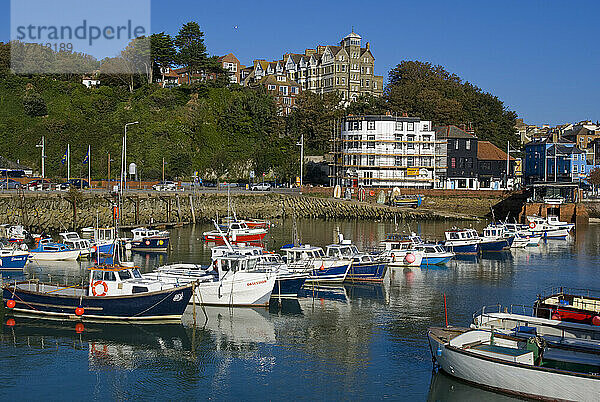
36, 136, 45, 178
296, 133, 304, 191
121, 121, 139, 196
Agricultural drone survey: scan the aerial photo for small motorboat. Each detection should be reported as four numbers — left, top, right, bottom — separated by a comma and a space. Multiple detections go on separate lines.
2, 264, 194, 322
203, 221, 267, 243
414, 244, 454, 265
128, 228, 170, 252
479, 225, 512, 252
325, 238, 387, 282
281, 244, 351, 284
81, 227, 117, 255
428, 326, 600, 400
442, 228, 480, 254
526, 216, 571, 239
29, 240, 80, 261
0, 241, 29, 270
59, 232, 94, 259
378, 235, 424, 267
146, 253, 276, 307
534, 287, 600, 326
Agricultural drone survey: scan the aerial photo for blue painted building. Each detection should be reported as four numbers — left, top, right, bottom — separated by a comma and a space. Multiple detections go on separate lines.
524, 140, 588, 184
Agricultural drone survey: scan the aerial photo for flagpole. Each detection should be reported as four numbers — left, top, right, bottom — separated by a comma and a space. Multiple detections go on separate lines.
88, 145, 91, 191
67, 144, 70, 181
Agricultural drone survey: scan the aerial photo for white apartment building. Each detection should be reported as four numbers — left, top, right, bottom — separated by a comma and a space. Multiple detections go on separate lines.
331, 115, 437, 188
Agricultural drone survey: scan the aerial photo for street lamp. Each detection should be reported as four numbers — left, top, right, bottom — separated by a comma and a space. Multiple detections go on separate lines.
296, 133, 304, 191
121, 121, 139, 196
35, 136, 45, 178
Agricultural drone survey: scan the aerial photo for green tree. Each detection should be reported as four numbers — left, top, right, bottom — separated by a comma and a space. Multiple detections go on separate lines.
150, 32, 177, 86
346, 93, 388, 116
175, 22, 209, 84
385, 60, 518, 147
23, 92, 47, 116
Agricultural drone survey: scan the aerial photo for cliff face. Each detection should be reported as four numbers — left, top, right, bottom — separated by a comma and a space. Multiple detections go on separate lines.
0, 192, 477, 233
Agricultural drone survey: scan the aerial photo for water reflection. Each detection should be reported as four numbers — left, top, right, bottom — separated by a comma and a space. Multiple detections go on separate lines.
428, 370, 519, 401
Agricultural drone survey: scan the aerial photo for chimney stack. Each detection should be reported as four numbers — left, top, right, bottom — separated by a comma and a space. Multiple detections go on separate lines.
366, 42, 370, 51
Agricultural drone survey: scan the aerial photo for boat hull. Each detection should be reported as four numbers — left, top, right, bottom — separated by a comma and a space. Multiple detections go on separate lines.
479, 239, 509, 252
2, 284, 193, 322
345, 261, 387, 282
443, 243, 479, 255
0, 252, 29, 270
421, 255, 453, 265
193, 272, 276, 307
203, 232, 267, 243
29, 250, 80, 261
306, 262, 350, 284
130, 237, 169, 252
428, 329, 600, 401
271, 274, 307, 298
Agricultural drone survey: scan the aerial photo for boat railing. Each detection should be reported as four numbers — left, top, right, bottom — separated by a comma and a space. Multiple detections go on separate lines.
474, 303, 537, 320
541, 286, 600, 301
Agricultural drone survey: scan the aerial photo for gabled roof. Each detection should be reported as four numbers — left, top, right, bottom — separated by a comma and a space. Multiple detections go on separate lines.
0, 156, 31, 170
477, 141, 514, 161
254, 74, 301, 88
547, 144, 584, 156
434, 125, 477, 139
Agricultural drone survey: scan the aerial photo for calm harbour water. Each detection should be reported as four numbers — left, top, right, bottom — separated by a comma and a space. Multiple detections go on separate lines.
1, 219, 600, 401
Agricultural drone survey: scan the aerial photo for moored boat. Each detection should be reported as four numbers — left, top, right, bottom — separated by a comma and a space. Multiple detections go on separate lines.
442, 229, 480, 255
29, 240, 80, 261
281, 244, 350, 283
203, 221, 267, 243
2, 264, 194, 322
81, 227, 116, 255
59, 231, 94, 259
428, 326, 600, 401
378, 235, 424, 267
325, 239, 387, 282
534, 287, 600, 326
479, 226, 512, 252
0, 241, 29, 270
128, 228, 170, 252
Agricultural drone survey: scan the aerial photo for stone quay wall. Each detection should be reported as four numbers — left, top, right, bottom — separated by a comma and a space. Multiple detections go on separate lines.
0, 192, 477, 233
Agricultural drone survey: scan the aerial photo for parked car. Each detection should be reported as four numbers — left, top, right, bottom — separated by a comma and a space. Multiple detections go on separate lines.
250, 183, 272, 191
58, 179, 90, 191
152, 181, 178, 191
0, 179, 22, 190
27, 179, 53, 191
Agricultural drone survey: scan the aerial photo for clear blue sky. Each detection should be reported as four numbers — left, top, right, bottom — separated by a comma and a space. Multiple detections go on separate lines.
1, 0, 598, 126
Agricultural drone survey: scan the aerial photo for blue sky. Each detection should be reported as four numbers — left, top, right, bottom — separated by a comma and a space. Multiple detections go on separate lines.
1, 0, 598, 126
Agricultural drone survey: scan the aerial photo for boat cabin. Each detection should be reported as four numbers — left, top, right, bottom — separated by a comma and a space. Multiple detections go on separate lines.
415, 244, 448, 254
32, 242, 72, 252
81, 227, 116, 242
482, 227, 505, 239
211, 244, 263, 260
378, 240, 416, 252
445, 229, 479, 241
131, 228, 169, 240
60, 232, 81, 241
89, 264, 168, 296
326, 243, 360, 258
281, 245, 326, 263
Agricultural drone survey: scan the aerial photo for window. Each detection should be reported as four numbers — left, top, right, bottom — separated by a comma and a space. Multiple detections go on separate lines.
422, 142, 430, 150
458, 157, 465, 168
367, 121, 375, 130
348, 121, 362, 131
451, 158, 456, 168
573, 154, 578, 161
342, 65, 346, 72
367, 135, 375, 149
277, 75, 286, 82
407, 122, 414, 131
366, 80, 370, 87
466, 158, 473, 169
422, 158, 431, 167
395, 121, 403, 131
342, 77, 346, 84
455, 140, 459, 150
104, 271, 116, 281
466, 140, 471, 150
422, 123, 429, 130
573, 165, 578, 173
407, 135, 415, 149
407, 156, 415, 167
291, 87, 298, 94
368, 155, 375, 166
279, 86, 288, 95
283, 97, 291, 105
395, 156, 402, 166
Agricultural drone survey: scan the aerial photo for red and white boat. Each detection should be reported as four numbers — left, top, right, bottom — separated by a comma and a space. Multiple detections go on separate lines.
222, 216, 271, 229
203, 221, 267, 243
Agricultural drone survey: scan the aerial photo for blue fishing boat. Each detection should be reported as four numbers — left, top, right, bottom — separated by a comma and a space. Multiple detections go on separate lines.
128, 228, 170, 252
281, 244, 350, 283
0, 246, 29, 270
414, 244, 454, 265
443, 229, 480, 255
3, 265, 193, 322
325, 239, 387, 282
479, 226, 512, 252
81, 227, 116, 255
29, 240, 81, 261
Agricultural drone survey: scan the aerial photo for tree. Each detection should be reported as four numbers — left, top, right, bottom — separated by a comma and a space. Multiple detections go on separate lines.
175, 22, 209, 84
23, 92, 48, 116
150, 32, 177, 86
346, 93, 388, 116
385, 60, 518, 147
588, 168, 600, 187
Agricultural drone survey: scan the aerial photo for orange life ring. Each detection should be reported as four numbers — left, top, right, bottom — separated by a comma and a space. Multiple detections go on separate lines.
92, 280, 108, 297
369, 190, 375, 197
529, 222, 536, 229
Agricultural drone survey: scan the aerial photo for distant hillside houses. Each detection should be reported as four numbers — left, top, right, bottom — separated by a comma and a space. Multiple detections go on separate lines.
154, 31, 384, 115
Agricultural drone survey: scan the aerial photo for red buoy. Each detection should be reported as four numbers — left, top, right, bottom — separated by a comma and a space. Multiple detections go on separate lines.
405, 253, 416, 264
75, 307, 85, 316
6, 318, 15, 327
592, 316, 600, 326
75, 323, 85, 333
6, 299, 15, 309
551, 313, 561, 321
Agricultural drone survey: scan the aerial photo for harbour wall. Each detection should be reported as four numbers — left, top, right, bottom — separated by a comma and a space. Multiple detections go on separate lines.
0, 192, 478, 233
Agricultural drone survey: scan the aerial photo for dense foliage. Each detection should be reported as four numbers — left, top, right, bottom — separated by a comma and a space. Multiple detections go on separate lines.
386, 61, 518, 147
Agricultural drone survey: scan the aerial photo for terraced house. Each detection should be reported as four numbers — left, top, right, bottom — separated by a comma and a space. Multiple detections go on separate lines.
242, 31, 383, 104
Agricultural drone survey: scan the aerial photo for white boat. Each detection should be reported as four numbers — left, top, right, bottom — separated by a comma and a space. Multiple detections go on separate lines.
59, 232, 93, 258
501, 223, 542, 247
526, 216, 571, 239
428, 326, 600, 401
479, 225, 512, 251
547, 215, 575, 232
325, 238, 387, 282
81, 227, 116, 255
378, 238, 424, 267
281, 244, 351, 283
203, 221, 267, 243
29, 241, 80, 261
442, 229, 481, 254
145, 253, 276, 307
